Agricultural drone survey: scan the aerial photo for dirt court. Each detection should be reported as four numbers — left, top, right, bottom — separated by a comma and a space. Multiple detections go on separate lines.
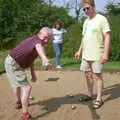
0, 70, 120, 120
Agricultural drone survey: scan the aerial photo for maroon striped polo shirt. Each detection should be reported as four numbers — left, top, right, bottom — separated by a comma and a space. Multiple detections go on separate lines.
10, 35, 44, 68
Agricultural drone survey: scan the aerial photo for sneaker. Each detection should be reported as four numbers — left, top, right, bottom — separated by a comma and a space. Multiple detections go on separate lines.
56, 65, 62, 69
21, 112, 31, 120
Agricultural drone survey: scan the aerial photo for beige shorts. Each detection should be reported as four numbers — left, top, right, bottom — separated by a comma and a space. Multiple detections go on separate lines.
5, 55, 29, 88
80, 59, 103, 73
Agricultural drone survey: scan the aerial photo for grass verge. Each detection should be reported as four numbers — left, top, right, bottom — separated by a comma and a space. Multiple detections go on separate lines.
0, 51, 120, 73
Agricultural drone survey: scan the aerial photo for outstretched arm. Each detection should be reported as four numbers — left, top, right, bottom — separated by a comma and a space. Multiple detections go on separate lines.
35, 43, 49, 64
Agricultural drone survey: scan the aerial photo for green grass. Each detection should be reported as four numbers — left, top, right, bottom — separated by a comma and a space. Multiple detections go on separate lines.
0, 50, 120, 73
0, 50, 8, 72
104, 61, 120, 69
35, 58, 120, 70
34, 58, 81, 69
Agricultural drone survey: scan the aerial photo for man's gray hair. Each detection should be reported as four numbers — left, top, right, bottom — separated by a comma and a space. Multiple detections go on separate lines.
40, 27, 53, 36
81, 0, 95, 7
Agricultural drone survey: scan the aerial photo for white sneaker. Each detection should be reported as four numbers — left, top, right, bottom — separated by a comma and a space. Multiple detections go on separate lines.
56, 65, 62, 69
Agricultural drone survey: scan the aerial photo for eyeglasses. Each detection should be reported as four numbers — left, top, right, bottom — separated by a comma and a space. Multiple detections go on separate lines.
83, 7, 90, 12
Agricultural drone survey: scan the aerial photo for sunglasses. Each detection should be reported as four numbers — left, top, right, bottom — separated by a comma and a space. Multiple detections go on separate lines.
83, 7, 90, 11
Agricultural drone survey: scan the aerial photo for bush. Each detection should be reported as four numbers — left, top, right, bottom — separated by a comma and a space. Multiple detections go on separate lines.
62, 21, 83, 58
107, 14, 120, 61
0, 0, 75, 49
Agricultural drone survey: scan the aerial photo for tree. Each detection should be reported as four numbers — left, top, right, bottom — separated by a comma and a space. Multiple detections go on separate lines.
44, 0, 82, 20
105, 1, 120, 14
66, 0, 82, 20
0, 0, 75, 50
105, 1, 120, 60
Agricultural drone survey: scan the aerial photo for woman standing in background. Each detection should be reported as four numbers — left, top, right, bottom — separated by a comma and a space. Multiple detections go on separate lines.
52, 21, 67, 69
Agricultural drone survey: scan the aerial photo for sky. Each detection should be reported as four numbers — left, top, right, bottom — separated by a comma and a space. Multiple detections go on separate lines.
95, 0, 119, 12
45, 0, 119, 16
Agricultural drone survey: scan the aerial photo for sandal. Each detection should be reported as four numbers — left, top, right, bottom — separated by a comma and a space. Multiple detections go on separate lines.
21, 112, 31, 120
93, 100, 104, 109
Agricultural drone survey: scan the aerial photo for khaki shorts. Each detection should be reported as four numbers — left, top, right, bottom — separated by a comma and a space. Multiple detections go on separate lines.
5, 55, 29, 88
80, 59, 103, 73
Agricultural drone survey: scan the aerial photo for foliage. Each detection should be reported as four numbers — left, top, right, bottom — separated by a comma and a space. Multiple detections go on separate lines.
0, 49, 8, 73
105, 2, 120, 61
107, 14, 120, 61
0, 0, 120, 61
0, 0, 75, 49
105, 1, 120, 15
62, 21, 83, 58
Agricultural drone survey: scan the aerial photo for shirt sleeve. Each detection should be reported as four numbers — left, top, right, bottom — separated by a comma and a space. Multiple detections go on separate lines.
101, 16, 111, 34
33, 37, 42, 46
52, 28, 55, 35
61, 28, 67, 33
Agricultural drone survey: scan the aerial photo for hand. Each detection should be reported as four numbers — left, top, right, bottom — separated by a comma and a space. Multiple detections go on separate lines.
100, 55, 109, 63
42, 58, 49, 66
75, 51, 80, 60
43, 62, 52, 71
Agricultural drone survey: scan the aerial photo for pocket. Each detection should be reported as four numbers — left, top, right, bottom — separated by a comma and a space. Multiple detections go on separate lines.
92, 26, 100, 32
10, 59, 21, 71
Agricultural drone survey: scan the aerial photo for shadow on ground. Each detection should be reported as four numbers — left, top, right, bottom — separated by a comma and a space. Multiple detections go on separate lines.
30, 93, 100, 120
45, 77, 60, 82
29, 83, 120, 120
103, 84, 120, 102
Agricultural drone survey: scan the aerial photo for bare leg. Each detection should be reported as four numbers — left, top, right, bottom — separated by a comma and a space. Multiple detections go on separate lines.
13, 87, 22, 109
85, 71, 94, 97
93, 73, 103, 101
13, 87, 21, 102
21, 84, 32, 113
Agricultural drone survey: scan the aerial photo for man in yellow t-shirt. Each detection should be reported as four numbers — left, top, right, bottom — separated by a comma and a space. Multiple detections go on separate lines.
75, 0, 111, 109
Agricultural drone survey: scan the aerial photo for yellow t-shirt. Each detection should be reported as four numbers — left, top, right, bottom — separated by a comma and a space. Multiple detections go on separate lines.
82, 14, 110, 61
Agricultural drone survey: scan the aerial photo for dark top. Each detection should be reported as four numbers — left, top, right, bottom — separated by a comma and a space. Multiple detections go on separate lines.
10, 35, 44, 68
